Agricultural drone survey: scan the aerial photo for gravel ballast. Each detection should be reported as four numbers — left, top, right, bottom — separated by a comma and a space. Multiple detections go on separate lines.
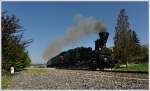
8, 68, 149, 90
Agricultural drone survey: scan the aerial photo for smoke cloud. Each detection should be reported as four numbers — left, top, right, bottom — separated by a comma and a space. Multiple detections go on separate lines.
42, 14, 106, 61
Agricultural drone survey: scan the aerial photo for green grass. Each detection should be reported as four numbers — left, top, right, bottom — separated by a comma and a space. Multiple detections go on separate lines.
113, 63, 148, 72
30, 64, 45, 68
2, 72, 12, 89
23, 68, 49, 76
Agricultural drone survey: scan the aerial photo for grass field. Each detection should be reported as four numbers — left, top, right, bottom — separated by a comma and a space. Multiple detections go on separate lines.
113, 63, 148, 72
23, 68, 49, 76
30, 64, 46, 68
2, 72, 12, 89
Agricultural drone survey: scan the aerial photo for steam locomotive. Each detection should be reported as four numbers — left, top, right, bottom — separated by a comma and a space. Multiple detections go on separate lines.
47, 31, 115, 70
89, 32, 115, 70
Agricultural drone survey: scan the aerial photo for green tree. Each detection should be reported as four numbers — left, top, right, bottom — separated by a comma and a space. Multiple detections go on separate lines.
139, 44, 148, 63
128, 30, 141, 63
114, 9, 141, 67
132, 31, 141, 55
2, 12, 32, 72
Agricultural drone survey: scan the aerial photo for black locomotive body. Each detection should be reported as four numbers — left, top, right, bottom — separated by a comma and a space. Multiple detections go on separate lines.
47, 31, 115, 70
89, 49, 114, 70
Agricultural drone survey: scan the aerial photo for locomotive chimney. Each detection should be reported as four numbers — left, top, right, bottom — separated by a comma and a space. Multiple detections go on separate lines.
98, 32, 109, 44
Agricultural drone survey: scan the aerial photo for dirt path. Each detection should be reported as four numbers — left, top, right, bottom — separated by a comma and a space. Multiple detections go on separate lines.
8, 68, 149, 90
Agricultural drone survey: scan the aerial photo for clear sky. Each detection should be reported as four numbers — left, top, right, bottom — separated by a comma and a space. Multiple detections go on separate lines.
2, 2, 148, 64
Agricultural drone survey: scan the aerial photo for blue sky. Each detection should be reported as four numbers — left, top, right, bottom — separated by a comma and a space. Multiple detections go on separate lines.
2, 2, 148, 64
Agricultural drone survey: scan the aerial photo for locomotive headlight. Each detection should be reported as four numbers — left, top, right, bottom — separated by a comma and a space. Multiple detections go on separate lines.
99, 48, 101, 50
104, 58, 107, 61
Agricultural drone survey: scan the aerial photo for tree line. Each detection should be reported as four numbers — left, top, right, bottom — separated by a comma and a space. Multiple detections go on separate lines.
113, 9, 148, 67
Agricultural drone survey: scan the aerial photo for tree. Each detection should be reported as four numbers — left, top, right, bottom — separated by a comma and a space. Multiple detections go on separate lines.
128, 30, 141, 63
132, 31, 141, 54
114, 9, 130, 66
114, 9, 141, 67
139, 44, 148, 63
2, 12, 32, 72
